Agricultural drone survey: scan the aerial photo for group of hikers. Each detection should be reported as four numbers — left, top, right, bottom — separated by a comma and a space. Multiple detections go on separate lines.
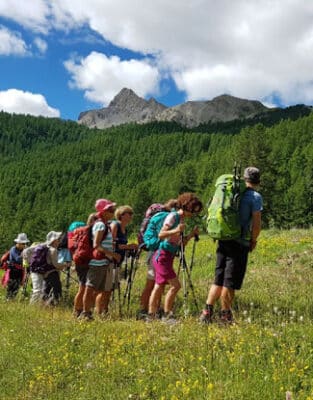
0, 166, 263, 325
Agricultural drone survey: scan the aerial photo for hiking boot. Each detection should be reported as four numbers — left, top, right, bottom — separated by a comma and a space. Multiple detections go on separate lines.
144, 314, 155, 323
73, 309, 83, 318
78, 311, 94, 321
156, 307, 165, 319
161, 312, 178, 325
136, 309, 149, 320
219, 310, 234, 325
199, 309, 213, 324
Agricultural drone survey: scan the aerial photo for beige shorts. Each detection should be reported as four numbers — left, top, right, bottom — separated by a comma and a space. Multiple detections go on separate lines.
146, 252, 155, 281
86, 264, 113, 292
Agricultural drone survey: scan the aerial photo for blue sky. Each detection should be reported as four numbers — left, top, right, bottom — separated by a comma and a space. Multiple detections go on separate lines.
0, 1, 313, 121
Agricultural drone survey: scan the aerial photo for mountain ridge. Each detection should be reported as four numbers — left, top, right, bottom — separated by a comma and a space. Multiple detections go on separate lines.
78, 88, 270, 129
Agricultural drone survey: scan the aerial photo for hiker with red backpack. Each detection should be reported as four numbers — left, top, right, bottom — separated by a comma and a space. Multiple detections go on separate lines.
2, 233, 30, 299
69, 215, 96, 318
137, 199, 178, 320
80, 199, 121, 321
147, 193, 203, 323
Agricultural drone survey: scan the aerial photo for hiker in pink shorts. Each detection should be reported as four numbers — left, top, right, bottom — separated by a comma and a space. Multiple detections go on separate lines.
148, 193, 202, 323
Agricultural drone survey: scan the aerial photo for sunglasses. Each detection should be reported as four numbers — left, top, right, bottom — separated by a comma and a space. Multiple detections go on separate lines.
106, 207, 115, 213
123, 211, 133, 216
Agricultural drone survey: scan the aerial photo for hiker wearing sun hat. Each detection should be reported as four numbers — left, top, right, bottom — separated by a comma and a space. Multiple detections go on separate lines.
39, 231, 70, 305
80, 198, 121, 321
5, 233, 30, 299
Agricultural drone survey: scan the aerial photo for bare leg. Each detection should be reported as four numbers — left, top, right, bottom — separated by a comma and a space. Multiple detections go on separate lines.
220, 287, 235, 311
149, 284, 165, 315
83, 286, 96, 313
74, 284, 86, 312
206, 284, 223, 306
164, 277, 181, 313
95, 290, 111, 314
140, 279, 155, 311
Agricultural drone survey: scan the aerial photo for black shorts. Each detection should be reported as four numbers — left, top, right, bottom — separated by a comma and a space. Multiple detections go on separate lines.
75, 265, 89, 286
214, 240, 249, 290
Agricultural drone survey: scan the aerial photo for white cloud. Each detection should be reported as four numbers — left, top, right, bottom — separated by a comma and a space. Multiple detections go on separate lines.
0, 25, 28, 55
33, 37, 48, 53
0, 0, 51, 33
2, 0, 313, 105
64, 52, 160, 105
0, 89, 60, 117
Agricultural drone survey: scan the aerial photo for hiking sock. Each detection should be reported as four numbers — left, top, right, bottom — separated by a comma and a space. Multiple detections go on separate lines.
205, 304, 214, 313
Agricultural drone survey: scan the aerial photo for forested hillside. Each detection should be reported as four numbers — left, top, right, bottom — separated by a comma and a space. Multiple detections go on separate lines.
0, 108, 313, 249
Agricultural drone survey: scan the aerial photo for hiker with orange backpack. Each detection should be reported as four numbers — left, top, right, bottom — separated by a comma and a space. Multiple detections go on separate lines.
80, 199, 121, 321
3, 233, 30, 299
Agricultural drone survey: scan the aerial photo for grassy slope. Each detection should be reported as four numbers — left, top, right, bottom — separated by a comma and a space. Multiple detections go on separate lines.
1, 229, 313, 400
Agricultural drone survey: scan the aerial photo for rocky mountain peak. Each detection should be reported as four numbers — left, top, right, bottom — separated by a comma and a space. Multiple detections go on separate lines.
109, 88, 142, 108
78, 89, 269, 129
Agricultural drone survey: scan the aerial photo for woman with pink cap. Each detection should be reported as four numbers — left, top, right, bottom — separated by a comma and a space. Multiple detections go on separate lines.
80, 199, 121, 320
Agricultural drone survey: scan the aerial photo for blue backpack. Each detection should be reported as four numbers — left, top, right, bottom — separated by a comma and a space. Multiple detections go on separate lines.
29, 244, 54, 274
143, 211, 180, 253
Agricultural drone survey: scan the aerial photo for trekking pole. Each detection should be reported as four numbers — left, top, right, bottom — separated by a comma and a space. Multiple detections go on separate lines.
180, 233, 188, 317
61, 269, 79, 284
21, 269, 30, 298
180, 233, 199, 316
189, 234, 199, 273
123, 250, 139, 315
65, 264, 71, 298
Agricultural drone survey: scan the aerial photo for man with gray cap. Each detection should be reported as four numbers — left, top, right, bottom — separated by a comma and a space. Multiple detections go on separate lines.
200, 166, 263, 324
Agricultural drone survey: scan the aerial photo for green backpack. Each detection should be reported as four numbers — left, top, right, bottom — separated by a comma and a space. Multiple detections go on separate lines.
207, 173, 246, 240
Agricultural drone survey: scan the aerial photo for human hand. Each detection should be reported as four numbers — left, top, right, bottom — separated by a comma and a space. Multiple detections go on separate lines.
249, 240, 257, 252
178, 223, 185, 233
113, 253, 121, 263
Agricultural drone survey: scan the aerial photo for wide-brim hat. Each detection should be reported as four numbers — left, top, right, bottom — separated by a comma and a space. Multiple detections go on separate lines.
46, 231, 62, 246
14, 233, 30, 244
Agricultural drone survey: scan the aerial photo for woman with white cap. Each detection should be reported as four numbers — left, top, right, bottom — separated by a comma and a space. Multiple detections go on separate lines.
6, 233, 30, 299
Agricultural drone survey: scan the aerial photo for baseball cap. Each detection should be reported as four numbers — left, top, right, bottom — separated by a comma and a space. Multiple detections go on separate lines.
243, 167, 261, 184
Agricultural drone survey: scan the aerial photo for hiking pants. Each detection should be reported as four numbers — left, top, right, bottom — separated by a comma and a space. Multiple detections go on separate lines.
6, 266, 23, 299
43, 270, 62, 305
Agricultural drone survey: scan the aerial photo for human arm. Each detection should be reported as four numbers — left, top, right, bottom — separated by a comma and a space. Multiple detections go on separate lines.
183, 226, 200, 245
250, 210, 261, 251
94, 223, 121, 263
158, 222, 185, 240
48, 247, 68, 270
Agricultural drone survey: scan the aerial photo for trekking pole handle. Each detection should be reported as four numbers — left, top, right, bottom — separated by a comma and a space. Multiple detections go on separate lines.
194, 234, 199, 242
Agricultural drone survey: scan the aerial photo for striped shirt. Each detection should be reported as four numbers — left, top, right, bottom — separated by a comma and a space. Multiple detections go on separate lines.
89, 220, 113, 267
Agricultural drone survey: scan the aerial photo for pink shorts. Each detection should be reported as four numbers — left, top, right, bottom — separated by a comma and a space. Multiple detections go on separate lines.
152, 249, 176, 285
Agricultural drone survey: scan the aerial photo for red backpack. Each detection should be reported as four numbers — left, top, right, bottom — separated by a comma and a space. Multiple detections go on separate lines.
70, 220, 109, 267
0, 250, 10, 270
70, 225, 94, 267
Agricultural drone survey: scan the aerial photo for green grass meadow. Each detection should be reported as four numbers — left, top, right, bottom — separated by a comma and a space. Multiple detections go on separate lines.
1, 230, 313, 400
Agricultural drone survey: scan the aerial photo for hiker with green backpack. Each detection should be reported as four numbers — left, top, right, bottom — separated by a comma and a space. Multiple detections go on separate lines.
147, 192, 203, 324
200, 167, 263, 324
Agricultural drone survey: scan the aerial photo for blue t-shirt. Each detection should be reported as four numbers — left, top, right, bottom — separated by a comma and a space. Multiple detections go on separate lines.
238, 188, 263, 244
